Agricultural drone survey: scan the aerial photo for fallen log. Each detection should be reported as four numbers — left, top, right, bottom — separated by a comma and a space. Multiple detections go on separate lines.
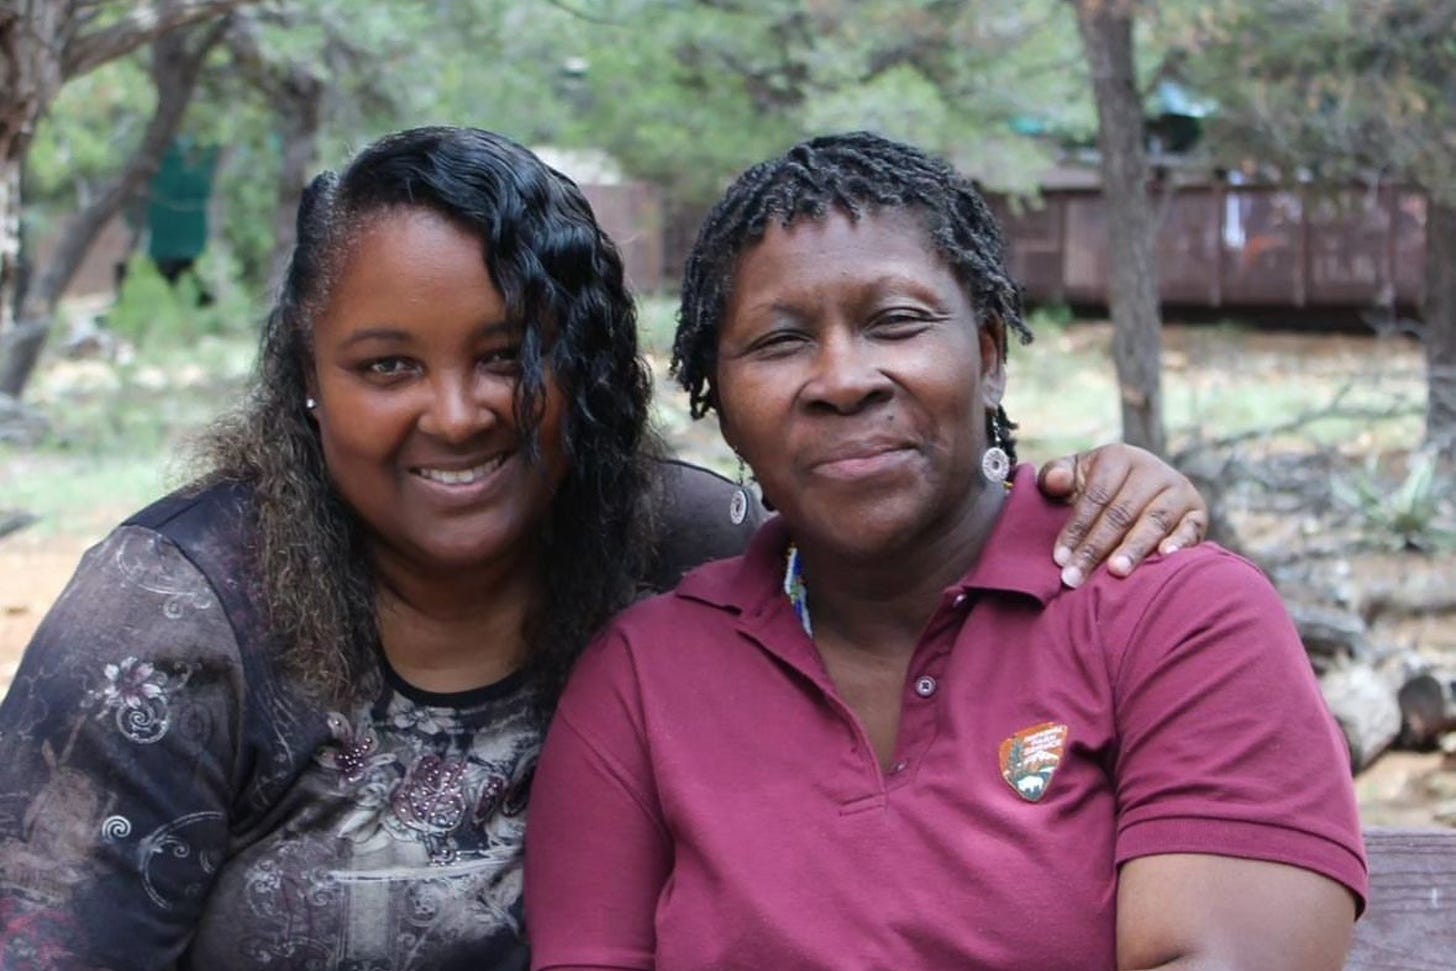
1289, 601, 1376, 672
1320, 660, 1404, 772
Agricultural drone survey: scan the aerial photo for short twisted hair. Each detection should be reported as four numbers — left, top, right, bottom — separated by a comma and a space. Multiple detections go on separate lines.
672, 131, 1030, 461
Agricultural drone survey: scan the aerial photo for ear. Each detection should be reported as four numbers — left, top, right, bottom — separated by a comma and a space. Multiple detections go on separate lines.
979, 320, 1007, 409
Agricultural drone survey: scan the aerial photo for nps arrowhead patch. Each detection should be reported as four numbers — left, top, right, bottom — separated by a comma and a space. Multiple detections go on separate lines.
999, 721, 1069, 803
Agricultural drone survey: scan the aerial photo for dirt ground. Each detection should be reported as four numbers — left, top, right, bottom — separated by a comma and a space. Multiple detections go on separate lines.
1, 530, 99, 695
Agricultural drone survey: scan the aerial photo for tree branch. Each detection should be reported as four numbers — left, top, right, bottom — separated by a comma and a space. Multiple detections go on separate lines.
1176, 381, 1423, 458
63, 0, 257, 79
539, 0, 625, 27
0, 19, 227, 396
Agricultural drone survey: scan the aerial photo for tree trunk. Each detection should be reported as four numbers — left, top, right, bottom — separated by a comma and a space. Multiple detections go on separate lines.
0, 0, 259, 397
223, 15, 324, 299
1, 152, 23, 335
1424, 197, 1456, 462
0, 22, 227, 398
1072, 0, 1166, 455
1, 0, 68, 341
264, 76, 323, 298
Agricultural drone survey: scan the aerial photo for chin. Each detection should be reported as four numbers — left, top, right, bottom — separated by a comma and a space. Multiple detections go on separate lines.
797, 511, 924, 561
408, 526, 538, 574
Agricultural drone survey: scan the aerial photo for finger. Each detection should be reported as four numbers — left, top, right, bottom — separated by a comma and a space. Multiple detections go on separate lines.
1053, 447, 1132, 570
1158, 509, 1209, 555
1061, 476, 1164, 588
1101, 491, 1190, 576
1037, 454, 1079, 500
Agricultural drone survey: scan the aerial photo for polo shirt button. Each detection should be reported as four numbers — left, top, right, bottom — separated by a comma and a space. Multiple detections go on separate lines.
953, 593, 968, 607
914, 675, 937, 698
889, 760, 908, 774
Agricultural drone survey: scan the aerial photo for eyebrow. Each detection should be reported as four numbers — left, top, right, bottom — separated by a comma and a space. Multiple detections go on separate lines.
737, 272, 948, 319
338, 320, 517, 349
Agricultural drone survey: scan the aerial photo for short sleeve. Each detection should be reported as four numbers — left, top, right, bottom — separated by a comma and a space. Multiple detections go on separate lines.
642, 458, 765, 593
0, 526, 245, 969
1106, 550, 1368, 907
525, 627, 670, 971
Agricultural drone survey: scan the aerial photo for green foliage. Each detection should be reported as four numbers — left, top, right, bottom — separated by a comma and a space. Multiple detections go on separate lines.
1025, 303, 1074, 335
0, 327, 257, 533
104, 251, 262, 347
635, 295, 680, 357
1331, 450, 1456, 552
26, 57, 155, 206
1169, 0, 1456, 202
483, 0, 1092, 203
23, 0, 1109, 305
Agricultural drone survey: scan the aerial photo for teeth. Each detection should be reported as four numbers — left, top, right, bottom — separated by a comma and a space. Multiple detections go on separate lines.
415, 455, 505, 485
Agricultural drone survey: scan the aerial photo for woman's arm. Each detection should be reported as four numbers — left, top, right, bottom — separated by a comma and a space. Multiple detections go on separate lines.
1037, 443, 1209, 587
1117, 854, 1355, 971
0, 526, 243, 969
1102, 549, 1365, 970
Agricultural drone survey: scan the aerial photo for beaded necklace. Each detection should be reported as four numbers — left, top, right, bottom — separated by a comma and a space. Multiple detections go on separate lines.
783, 543, 812, 638
781, 479, 1011, 640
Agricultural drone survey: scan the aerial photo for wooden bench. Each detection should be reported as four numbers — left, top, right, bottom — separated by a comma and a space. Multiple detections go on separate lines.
1347, 828, 1456, 970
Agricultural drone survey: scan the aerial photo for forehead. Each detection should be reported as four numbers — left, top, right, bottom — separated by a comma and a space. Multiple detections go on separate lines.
328, 207, 493, 296
339, 206, 483, 271
314, 206, 506, 335
728, 207, 961, 306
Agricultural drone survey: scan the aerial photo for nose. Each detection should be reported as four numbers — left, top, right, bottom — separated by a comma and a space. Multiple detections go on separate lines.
803, 331, 893, 415
418, 370, 497, 443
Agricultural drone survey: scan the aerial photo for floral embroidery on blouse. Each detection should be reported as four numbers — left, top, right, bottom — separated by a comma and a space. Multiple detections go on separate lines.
87, 656, 191, 744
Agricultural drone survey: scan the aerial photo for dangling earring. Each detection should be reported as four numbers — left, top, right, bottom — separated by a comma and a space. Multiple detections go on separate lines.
981, 409, 1011, 487
729, 454, 749, 525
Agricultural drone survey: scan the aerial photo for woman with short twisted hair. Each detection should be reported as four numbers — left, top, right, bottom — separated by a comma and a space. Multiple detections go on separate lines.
526, 132, 1364, 971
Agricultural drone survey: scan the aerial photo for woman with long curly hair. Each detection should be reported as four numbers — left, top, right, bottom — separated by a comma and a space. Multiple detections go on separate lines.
0, 127, 1207, 970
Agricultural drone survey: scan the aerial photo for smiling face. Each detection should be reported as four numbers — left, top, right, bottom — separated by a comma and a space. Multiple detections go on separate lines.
715, 208, 1005, 562
309, 206, 568, 579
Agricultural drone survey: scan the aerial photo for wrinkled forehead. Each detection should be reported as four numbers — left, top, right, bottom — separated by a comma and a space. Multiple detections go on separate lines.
728, 204, 966, 301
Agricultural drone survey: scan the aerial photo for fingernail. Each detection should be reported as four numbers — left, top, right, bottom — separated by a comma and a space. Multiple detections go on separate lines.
1161, 543, 1180, 555
1061, 565, 1083, 588
1110, 554, 1132, 575
1054, 545, 1073, 567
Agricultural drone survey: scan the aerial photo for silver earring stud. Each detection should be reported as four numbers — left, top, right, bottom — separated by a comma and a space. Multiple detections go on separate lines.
305, 397, 317, 411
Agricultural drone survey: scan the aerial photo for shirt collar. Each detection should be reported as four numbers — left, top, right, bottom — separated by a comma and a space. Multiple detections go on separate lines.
954, 463, 1067, 605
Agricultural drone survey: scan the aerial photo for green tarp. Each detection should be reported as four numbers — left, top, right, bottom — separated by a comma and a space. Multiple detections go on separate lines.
147, 138, 218, 263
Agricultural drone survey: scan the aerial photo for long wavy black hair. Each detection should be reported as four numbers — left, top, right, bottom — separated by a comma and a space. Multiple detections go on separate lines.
673, 130, 1031, 463
198, 127, 654, 706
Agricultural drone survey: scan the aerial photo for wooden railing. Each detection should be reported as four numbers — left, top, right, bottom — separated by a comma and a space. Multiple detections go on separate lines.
1347, 828, 1456, 970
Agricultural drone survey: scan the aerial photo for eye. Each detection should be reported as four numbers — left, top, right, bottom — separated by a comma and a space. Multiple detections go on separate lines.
362, 356, 418, 379
480, 345, 522, 375
870, 308, 932, 338
746, 329, 809, 358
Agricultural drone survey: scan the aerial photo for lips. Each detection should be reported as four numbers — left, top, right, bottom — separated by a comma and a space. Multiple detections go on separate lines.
410, 453, 508, 485
808, 440, 917, 480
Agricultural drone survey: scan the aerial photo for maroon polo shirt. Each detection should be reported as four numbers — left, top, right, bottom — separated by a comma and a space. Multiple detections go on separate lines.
526, 466, 1367, 971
